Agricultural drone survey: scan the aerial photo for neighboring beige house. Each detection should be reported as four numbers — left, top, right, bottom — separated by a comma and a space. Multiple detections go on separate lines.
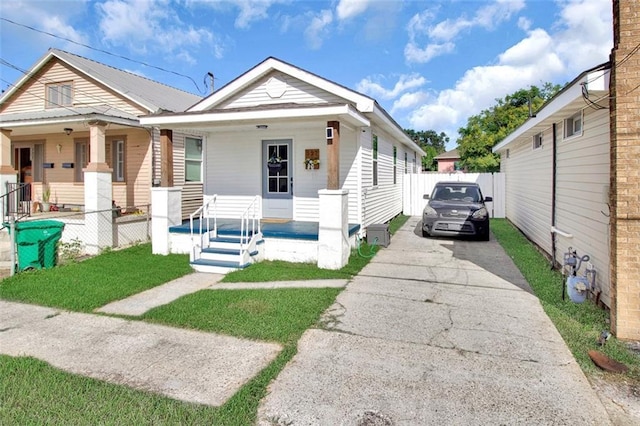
0, 48, 202, 221
434, 148, 460, 172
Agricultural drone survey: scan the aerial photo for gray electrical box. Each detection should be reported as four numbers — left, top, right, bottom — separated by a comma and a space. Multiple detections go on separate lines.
367, 223, 390, 247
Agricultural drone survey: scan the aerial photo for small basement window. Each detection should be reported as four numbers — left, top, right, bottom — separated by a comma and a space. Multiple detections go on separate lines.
533, 132, 543, 150
564, 111, 582, 139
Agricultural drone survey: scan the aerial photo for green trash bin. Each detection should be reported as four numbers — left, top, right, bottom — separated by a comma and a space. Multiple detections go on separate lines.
8, 220, 65, 271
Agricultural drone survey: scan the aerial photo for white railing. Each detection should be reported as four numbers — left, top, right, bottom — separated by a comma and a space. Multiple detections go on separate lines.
239, 196, 261, 264
189, 195, 218, 262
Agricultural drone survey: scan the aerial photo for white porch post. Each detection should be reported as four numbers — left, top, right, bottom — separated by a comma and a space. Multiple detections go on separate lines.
151, 187, 182, 255
317, 188, 349, 269
0, 129, 17, 197
83, 120, 113, 255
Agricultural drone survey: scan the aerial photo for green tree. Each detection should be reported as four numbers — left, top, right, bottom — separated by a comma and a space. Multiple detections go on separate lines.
457, 83, 562, 172
404, 129, 449, 171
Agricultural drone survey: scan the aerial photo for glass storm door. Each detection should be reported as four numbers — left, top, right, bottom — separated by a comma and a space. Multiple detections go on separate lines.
262, 139, 293, 219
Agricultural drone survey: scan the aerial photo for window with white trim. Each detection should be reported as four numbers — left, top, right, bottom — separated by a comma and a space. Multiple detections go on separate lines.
564, 111, 582, 139
185, 136, 203, 182
372, 135, 378, 186
46, 82, 73, 108
533, 132, 543, 150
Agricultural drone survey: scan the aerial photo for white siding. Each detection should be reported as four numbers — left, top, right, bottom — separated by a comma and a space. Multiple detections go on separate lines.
503, 125, 554, 253
202, 120, 360, 222
555, 108, 610, 306
502, 107, 611, 306
362, 126, 405, 227
219, 71, 345, 110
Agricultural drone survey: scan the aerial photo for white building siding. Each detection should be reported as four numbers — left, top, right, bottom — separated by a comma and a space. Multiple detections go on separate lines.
501, 107, 611, 307
219, 71, 344, 110
503, 126, 553, 253
202, 121, 360, 222
362, 127, 404, 228
555, 108, 610, 305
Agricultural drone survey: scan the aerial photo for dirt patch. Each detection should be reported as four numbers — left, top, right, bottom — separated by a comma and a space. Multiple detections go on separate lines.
590, 373, 640, 425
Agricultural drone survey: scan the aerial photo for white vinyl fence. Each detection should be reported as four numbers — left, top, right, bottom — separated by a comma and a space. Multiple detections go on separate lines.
403, 172, 505, 218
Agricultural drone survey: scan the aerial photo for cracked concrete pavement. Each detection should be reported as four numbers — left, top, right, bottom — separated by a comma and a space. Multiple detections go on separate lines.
258, 217, 611, 425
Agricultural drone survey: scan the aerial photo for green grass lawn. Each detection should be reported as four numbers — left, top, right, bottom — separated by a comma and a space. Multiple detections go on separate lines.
0, 244, 193, 312
491, 219, 640, 380
0, 215, 409, 424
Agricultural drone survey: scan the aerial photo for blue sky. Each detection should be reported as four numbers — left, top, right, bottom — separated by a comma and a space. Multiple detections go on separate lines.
1, 0, 612, 149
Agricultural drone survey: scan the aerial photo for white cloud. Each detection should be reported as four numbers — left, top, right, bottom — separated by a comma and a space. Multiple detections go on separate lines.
0, 0, 90, 52
356, 73, 427, 100
336, 0, 372, 20
304, 9, 333, 49
390, 91, 433, 115
399, 0, 611, 143
97, 0, 220, 58
404, 41, 455, 64
406, 0, 525, 64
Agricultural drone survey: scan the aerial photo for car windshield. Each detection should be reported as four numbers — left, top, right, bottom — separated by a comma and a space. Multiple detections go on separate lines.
431, 185, 481, 203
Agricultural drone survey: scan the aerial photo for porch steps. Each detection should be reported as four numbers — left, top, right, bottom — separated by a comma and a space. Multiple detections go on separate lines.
190, 233, 264, 274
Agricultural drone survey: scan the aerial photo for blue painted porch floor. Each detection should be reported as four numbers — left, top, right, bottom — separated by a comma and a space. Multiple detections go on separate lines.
169, 219, 361, 241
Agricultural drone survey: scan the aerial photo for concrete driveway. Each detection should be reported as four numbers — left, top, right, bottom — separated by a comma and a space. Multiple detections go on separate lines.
258, 217, 611, 425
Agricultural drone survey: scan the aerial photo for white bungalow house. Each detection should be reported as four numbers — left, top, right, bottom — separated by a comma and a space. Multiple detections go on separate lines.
492, 63, 611, 304
142, 57, 425, 271
0, 49, 202, 255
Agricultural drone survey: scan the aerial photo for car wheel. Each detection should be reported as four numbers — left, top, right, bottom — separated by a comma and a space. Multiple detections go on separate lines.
478, 228, 490, 241
422, 228, 429, 238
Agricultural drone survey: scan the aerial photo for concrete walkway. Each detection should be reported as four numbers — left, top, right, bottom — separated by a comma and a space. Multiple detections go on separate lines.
257, 217, 612, 425
0, 300, 281, 406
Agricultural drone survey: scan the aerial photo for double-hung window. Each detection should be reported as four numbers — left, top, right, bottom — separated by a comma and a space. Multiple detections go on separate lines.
393, 146, 397, 184
185, 136, 203, 182
46, 82, 73, 108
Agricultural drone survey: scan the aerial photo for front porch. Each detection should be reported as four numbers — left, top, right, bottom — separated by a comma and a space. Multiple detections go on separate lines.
167, 218, 361, 273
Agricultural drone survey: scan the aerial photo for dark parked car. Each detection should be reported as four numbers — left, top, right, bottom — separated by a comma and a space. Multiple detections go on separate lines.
422, 181, 492, 241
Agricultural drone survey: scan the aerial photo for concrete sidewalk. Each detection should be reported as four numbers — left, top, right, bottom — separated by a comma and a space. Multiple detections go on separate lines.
0, 300, 281, 406
257, 217, 612, 424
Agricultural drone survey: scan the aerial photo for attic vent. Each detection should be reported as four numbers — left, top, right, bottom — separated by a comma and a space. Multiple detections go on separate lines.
266, 76, 287, 99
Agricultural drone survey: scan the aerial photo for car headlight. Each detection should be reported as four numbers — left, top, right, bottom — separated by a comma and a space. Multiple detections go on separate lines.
471, 207, 488, 219
423, 206, 438, 217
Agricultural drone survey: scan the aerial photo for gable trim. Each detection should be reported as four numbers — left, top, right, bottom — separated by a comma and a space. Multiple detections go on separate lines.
189, 57, 374, 113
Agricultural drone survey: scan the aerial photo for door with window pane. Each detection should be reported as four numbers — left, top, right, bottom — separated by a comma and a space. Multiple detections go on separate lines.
262, 139, 292, 219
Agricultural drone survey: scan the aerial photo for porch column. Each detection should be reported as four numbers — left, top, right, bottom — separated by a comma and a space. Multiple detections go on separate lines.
151, 187, 182, 255
317, 188, 349, 269
0, 129, 17, 195
160, 129, 174, 187
83, 120, 113, 255
326, 121, 340, 190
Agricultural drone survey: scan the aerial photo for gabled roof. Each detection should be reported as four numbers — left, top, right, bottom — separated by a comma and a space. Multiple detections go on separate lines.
493, 62, 610, 153
435, 148, 459, 160
144, 57, 425, 155
0, 48, 201, 113
189, 57, 375, 113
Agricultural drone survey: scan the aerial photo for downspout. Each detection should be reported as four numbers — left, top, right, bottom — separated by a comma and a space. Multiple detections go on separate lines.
550, 122, 557, 269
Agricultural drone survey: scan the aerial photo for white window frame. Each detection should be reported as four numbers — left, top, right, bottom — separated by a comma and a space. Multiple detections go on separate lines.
533, 132, 543, 150
46, 82, 73, 108
564, 111, 583, 139
185, 136, 203, 183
